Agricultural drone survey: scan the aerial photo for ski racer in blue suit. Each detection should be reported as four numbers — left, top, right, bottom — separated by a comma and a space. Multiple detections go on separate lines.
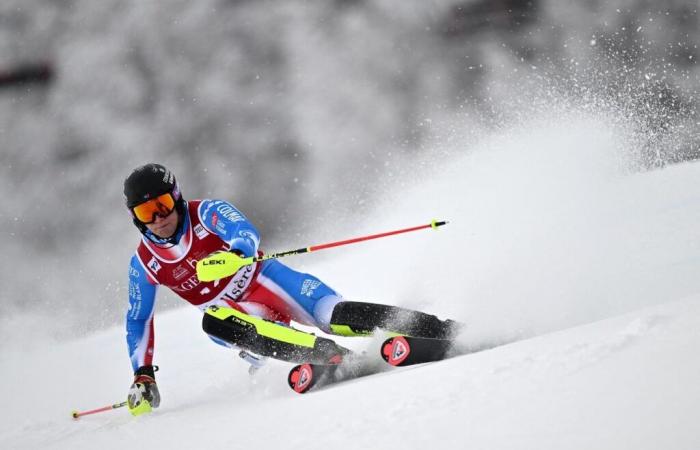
123, 163, 458, 415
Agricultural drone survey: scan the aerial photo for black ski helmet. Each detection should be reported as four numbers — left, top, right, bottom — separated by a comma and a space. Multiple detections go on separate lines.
123, 163, 186, 236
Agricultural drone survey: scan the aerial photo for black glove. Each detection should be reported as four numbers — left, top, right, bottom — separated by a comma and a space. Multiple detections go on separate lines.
127, 365, 160, 416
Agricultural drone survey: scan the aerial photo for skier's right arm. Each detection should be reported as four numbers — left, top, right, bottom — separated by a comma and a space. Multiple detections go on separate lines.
126, 255, 158, 373
126, 255, 160, 415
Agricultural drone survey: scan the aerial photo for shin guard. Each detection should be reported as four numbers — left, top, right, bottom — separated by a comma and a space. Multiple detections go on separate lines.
203, 306, 350, 365
329, 301, 460, 339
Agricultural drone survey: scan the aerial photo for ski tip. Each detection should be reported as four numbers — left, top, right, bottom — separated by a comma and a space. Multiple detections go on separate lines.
288, 363, 315, 394
381, 336, 411, 366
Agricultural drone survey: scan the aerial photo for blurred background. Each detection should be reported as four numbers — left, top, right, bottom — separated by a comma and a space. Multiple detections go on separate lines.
0, 0, 697, 340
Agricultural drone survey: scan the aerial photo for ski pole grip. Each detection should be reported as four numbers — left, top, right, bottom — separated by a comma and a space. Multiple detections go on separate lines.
196, 252, 254, 282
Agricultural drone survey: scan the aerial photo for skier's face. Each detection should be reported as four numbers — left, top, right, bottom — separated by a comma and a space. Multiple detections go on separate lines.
145, 208, 179, 238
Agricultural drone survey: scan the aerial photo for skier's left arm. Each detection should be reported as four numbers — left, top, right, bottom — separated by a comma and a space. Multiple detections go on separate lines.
198, 199, 260, 256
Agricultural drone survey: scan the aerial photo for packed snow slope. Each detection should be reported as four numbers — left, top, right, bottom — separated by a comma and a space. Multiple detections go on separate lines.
2, 294, 700, 450
2, 118, 700, 449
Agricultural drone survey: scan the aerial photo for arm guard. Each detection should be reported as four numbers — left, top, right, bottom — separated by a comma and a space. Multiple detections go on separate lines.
198, 199, 260, 257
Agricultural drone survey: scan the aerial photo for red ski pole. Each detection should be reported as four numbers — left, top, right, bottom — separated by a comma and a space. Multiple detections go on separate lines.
197, 219, 449, 282
258, 219, 449, 260
72, 401, 127, 419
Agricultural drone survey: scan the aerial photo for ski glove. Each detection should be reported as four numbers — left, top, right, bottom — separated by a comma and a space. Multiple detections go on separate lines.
127, 365, 160, 416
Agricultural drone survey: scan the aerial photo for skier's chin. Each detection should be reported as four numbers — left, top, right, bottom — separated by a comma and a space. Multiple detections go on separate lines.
148, 222, 178, 239
152, 226, 176, 239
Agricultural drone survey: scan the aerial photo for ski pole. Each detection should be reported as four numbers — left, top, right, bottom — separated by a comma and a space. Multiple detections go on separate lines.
197, 219, 448, 281
259, 219, 448, 260
72, 401, 127, 419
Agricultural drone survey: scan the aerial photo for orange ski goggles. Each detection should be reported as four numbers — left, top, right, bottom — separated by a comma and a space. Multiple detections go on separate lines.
131, 193, 176, 224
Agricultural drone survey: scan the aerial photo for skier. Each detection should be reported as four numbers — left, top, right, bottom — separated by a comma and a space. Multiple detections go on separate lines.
124, 163, 458, 415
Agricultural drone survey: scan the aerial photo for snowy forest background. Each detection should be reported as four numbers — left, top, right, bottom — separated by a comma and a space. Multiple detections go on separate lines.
1, 0, 698, 338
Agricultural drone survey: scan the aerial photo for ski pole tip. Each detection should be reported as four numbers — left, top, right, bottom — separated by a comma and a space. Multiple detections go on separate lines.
430, 219, 448, 229
71, 410, 80, 419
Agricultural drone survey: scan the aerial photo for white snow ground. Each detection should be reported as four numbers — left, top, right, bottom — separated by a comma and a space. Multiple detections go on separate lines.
2, 294, 700, 450
2, 118, 699, 449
